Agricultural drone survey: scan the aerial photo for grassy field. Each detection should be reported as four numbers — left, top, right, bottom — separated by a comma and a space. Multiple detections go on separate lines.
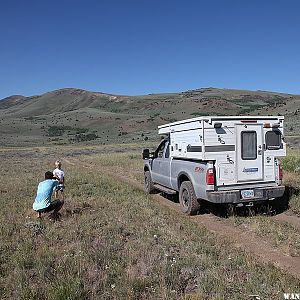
79, 147, 300, 214
282, 149, 300, 215
0, 145, 300, 299
78, 147, 300, 258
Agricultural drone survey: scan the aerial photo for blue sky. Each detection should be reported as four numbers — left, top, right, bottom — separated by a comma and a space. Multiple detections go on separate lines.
0, 0, 299, 99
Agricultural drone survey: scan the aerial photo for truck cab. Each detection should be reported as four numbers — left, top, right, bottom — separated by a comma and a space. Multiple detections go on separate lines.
150, 138, 171, 188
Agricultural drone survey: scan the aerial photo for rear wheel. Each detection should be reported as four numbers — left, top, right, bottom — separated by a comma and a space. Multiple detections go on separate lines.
179, 181, 200, 215
144, 171, 157, 194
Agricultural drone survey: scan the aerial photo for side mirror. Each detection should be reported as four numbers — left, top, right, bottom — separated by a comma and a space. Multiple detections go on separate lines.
142, 149, 150, 159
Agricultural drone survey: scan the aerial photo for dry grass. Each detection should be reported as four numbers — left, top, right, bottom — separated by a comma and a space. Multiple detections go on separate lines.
81, 149, 300, 261
79, 149, 300, 215
282, 149, 300, 216
227, 214, 300, 257
1, 146, 300, 299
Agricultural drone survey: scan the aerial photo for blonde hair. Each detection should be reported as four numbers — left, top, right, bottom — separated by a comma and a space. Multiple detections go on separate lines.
55, 160, 62, 167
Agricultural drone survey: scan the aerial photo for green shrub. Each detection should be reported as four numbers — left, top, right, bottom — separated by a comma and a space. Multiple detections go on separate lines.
282, 155, 300, 173
47, 126, 73, 137
71, 133, 98, 142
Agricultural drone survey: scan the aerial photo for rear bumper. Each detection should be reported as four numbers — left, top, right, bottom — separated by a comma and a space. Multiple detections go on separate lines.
207, 186, 285, 204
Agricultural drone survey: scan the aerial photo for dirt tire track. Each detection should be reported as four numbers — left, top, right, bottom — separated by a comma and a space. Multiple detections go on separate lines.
64, 157, 300, 280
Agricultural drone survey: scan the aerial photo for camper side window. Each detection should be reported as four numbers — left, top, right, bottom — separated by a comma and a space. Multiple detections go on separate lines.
241, 131, 257, 160
266, 130, 282, 150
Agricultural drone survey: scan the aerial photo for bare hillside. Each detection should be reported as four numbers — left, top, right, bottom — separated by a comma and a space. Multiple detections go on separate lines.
0, 87, 299, 146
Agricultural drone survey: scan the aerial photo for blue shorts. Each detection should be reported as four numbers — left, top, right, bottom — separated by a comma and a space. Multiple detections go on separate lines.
56, 185, 65, 192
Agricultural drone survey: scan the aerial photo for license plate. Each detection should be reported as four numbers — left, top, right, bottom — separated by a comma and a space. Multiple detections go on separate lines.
241, 189, 254, 199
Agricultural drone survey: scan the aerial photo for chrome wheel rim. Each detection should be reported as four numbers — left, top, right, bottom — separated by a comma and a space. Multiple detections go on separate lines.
182, 189, 190, 207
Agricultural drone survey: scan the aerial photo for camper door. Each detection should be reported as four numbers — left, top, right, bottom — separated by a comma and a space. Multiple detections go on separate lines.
236, 124, 263, 182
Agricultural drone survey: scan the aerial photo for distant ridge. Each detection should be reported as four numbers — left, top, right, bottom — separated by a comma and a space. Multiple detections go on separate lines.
0, 95, 27, 109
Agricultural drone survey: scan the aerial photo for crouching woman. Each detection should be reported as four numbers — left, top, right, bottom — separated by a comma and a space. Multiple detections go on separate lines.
33, 171, 64, 219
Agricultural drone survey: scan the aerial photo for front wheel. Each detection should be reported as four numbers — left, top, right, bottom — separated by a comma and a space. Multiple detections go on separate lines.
144, 171, 157, 194
179, 181, 200, 215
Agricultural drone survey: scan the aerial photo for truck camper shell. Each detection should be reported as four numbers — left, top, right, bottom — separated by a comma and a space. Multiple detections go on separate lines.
158, 116, 285, 186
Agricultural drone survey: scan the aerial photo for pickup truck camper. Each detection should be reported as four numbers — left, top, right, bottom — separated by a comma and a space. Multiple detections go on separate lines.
143, 116, 286, 215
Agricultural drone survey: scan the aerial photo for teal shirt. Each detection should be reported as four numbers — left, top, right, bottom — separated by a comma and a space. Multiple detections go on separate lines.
33, 179, 58, 211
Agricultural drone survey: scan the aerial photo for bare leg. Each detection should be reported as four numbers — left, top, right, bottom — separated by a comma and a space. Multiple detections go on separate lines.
61, 191, 65, 202
53, 200, 64, 216
37, 211, 42, 219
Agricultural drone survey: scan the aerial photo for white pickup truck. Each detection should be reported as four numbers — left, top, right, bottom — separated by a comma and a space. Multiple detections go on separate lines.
143, 116, 286, 215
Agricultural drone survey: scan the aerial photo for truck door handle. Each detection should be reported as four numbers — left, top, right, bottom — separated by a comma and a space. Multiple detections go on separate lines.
258, 150, 262, 155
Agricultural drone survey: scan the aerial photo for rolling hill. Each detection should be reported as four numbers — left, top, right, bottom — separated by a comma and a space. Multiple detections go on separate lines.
0, 87, 300, 147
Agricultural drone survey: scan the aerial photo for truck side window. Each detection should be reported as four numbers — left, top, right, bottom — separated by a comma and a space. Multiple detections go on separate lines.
241, 131, 257, 160
156, 141, 166, 158
164, 142, 170, 158
266, 130, 282, 150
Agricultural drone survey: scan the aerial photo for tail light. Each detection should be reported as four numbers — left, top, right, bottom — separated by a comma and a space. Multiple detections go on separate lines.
206, 168, 215, 185
279, 163, 283, 181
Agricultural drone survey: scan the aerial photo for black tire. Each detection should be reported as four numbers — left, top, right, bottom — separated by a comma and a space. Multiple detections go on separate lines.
144, 171, 157, 194
179, 181, 200, 215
